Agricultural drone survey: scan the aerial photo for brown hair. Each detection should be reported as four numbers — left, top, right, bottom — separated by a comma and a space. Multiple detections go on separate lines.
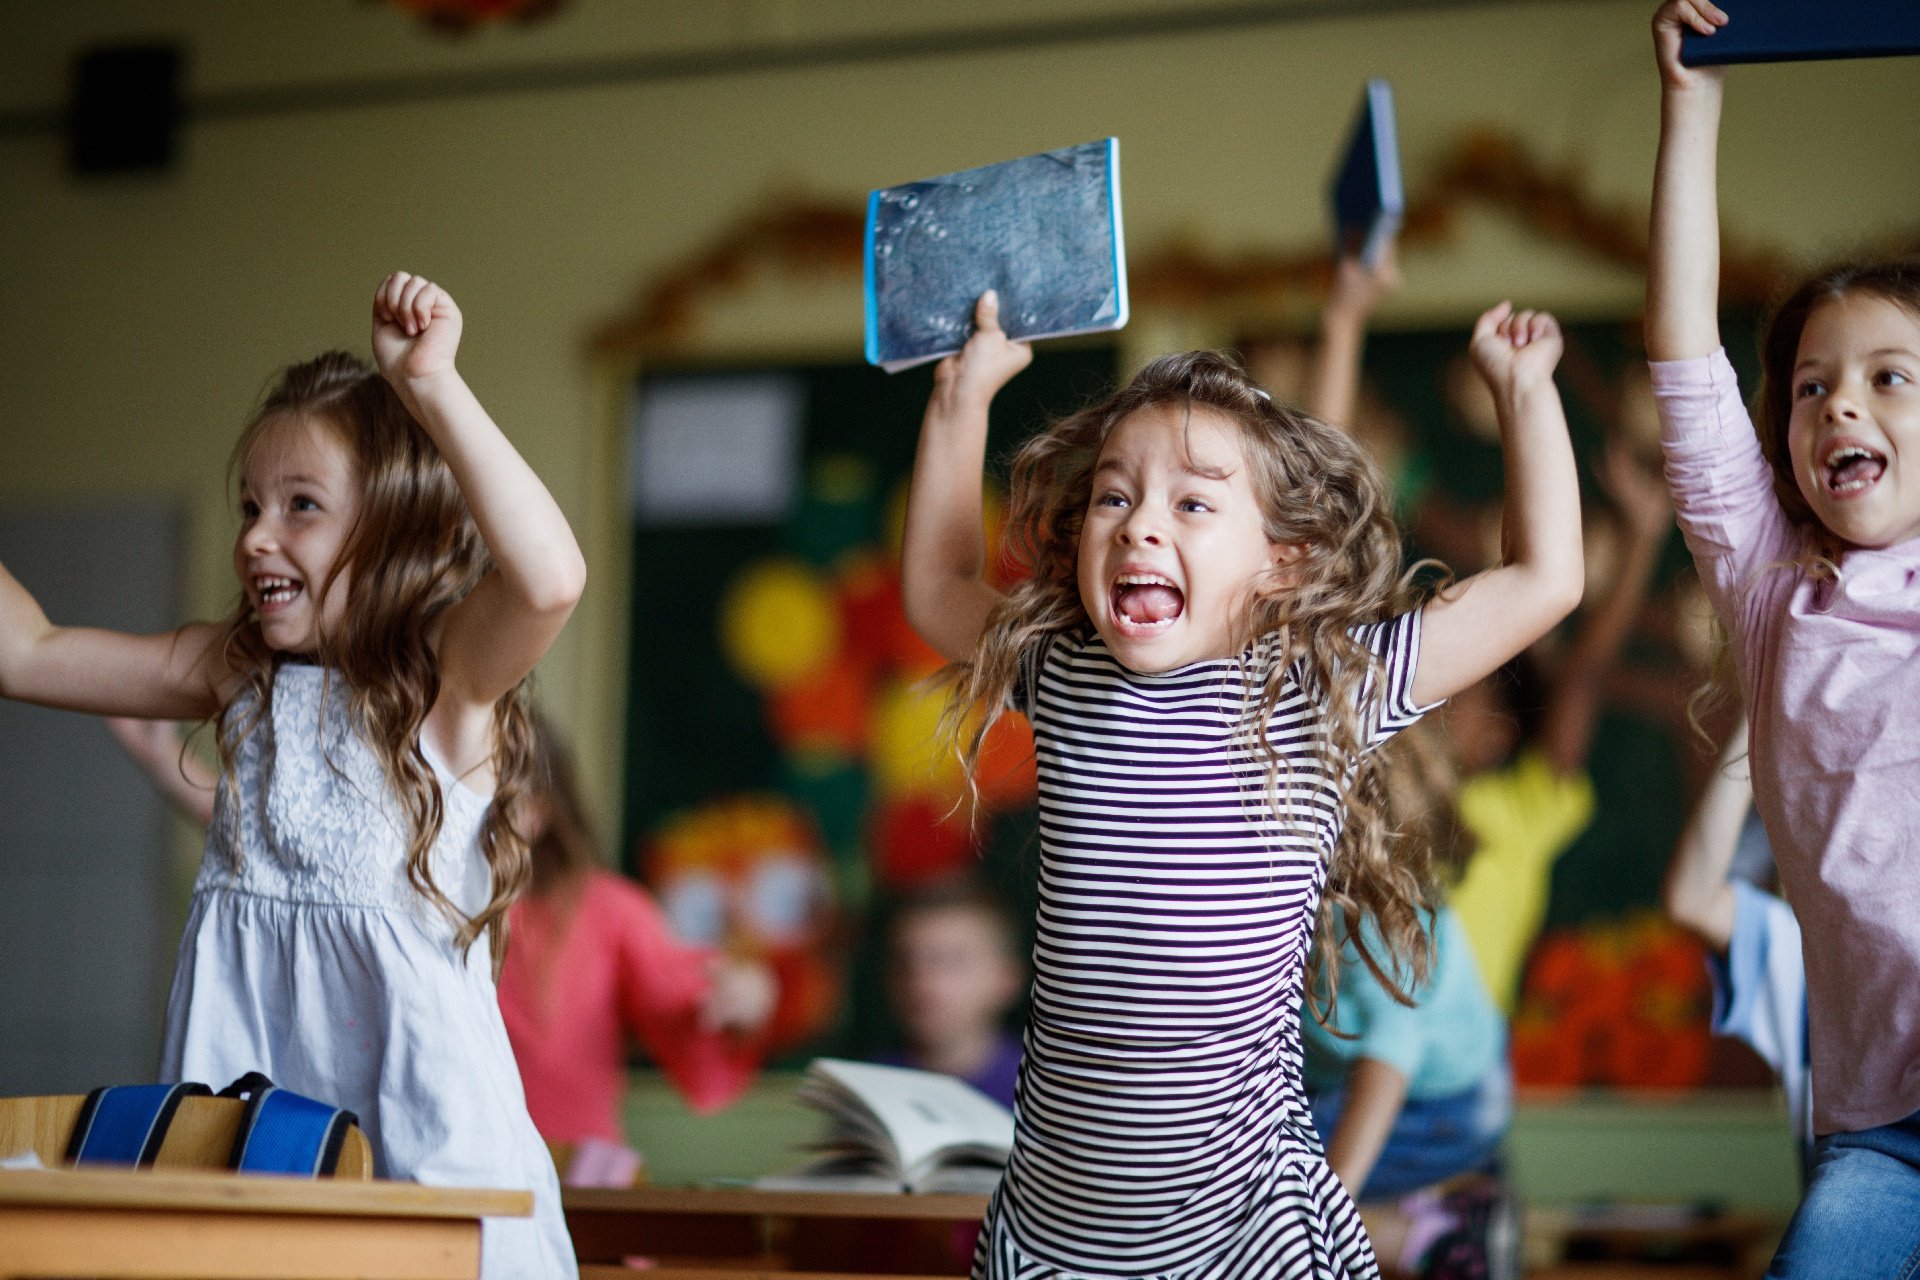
938, 350, 1439, 1007
215, 352, 535, 972
1683, 260, 1920, 731
1755, 259, 1920, 546
888, 879, 1022, 965
526, 711, 602, 901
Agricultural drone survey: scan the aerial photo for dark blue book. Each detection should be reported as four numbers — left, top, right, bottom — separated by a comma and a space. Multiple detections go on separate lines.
1329, 79, 1403, 267
1682, 0, 1920, 65
864, 139, 1128, 372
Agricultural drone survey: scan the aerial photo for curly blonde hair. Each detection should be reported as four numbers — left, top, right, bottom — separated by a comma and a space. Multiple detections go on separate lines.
215, 352, 534, 973
939, 350, 1441, 1008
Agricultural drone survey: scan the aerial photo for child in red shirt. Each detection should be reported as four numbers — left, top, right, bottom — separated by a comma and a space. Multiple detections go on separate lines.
497, 720, 776, 1182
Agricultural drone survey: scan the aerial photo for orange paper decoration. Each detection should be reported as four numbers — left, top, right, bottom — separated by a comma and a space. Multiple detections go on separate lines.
975, 713, 1039, 810
767, 654, 872, 757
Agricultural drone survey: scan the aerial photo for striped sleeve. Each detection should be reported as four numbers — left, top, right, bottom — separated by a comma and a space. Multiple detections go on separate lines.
1352, 608, 1432, 748
1007, 632, 1062, 716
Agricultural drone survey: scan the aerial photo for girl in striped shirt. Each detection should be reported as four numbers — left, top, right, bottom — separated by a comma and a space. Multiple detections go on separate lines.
901, 290, 1584, 1279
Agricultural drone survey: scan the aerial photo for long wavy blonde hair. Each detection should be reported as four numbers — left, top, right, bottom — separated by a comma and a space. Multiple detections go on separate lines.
939, 350, 1441, 1007
215, 352, 535, 973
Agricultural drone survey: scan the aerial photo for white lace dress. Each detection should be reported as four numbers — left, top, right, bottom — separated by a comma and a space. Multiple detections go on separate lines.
159, 662, 574, 1278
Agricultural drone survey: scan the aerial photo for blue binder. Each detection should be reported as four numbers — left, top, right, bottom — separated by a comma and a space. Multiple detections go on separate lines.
1329, 79, 1403, 268
864, 138, 1129, 372
1682, 0, 1920, 65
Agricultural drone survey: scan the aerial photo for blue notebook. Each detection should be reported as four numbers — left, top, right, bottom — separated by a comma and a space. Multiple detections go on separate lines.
1682, 0, 1920, 65
1329, 80, 1403, 267
864, 138, 1128, 372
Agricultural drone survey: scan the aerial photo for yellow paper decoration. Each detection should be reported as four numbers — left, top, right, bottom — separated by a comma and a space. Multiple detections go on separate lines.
720, 558, 840, 690
870, 678, 965, 799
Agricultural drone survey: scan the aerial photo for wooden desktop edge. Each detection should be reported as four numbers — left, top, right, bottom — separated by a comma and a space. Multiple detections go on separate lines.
0, 1166, 532, 1219
564, 1185, 992, 1220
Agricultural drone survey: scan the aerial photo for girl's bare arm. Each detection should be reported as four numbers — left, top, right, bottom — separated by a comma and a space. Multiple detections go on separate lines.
1645, 1, 1729, 361
1412, 305, 1585, 706
0, 562, 225, 720
901, 291, 1032, 663
371, 274, 587, 769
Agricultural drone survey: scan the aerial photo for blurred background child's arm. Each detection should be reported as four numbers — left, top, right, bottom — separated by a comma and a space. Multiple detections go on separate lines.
1412, 305, 1585, 707
1309, 245, 1399, 429
106, 717, 217, 825
1662, 718, 1750, 954
1322, 1056, 1409, 1197
1537, 443, 1673, 775
701, 955, 778, 1034
1645, 0, 1729, 362
902, 290, 1032, 663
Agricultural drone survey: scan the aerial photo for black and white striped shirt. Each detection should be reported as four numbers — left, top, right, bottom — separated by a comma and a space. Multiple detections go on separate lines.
975, 611, 1427, 1280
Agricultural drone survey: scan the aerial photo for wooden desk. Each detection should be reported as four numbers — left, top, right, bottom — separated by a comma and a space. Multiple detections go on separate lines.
0, 1166, 531, 1279
565, 1186, 990, 1279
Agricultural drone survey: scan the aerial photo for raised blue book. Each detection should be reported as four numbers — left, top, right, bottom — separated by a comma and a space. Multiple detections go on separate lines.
1681, 0, 1920, 65
864, 138, 1128, 373
1329, 79, 1403, 267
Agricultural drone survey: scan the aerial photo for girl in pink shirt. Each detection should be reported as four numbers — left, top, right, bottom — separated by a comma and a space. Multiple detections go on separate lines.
1648, 4, 1920, 1273
497, 720, 776, 1183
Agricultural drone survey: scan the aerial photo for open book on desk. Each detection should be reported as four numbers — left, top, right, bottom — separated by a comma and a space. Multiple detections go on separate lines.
754, 1058, 1013, 1195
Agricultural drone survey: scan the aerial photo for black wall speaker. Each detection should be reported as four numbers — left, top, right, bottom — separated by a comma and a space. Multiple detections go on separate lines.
68, 42, 185, 176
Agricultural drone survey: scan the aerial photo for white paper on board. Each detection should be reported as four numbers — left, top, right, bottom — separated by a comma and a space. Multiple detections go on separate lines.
629, 373, 804, 524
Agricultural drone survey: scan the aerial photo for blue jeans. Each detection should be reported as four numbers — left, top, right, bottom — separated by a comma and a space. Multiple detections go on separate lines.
1767, 1110, 1920, 1279
1308, 1063, 1512, 1200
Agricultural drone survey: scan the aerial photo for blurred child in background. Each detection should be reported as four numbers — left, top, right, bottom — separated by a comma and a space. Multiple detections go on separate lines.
1293, 248, 1674, 1278
497, 716, 778, 1184
875, 880, 1026, 1110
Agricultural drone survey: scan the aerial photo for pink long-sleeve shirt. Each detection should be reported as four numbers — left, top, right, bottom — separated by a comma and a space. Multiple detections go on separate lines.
1654, 349, 1920, 1135
498, 871, 761, 1144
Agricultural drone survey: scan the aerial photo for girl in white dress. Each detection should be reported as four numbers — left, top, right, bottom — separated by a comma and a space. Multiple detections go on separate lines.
0, 272, 585, 1277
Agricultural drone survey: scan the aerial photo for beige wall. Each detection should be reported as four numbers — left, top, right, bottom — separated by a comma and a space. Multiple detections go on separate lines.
6, 0, 1919, 836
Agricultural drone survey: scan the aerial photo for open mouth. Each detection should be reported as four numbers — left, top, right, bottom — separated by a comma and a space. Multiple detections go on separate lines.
1111, 572, 1185, 633
1823, 442, 1887, 497
254, 574, 304, 611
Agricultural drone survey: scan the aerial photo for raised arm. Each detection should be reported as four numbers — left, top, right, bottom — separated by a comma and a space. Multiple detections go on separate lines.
1645, 0, 1728, 361
1411, 305, 1584, 706
0, 563, 226, 720
901, 291, 1033, 663
1662, 718, 1750, 953
1537, 443, 1673, 774
1309, 247, 1399, 429
371, 274, 586, 767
